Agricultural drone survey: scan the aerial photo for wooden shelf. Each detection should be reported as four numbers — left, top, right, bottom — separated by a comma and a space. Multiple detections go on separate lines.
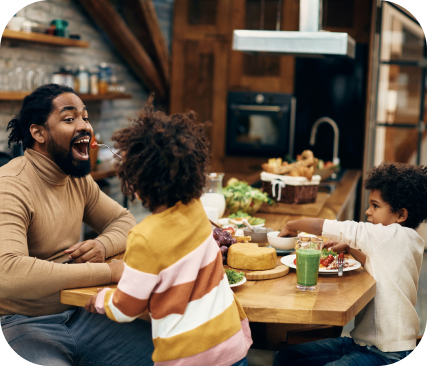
0, 91, 132, 101
2, 29, 89, 48
78, 93, 132, 101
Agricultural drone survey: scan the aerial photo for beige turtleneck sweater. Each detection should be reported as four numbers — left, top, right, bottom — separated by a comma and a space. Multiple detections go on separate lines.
0, 149, 136, 317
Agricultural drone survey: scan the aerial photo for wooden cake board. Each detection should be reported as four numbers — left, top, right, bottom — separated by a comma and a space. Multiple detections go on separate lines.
258, 192, 328, 216
225, 258, 289, 281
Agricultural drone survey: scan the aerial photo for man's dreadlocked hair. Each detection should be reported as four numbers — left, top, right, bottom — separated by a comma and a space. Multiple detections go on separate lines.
112, 95, 210, 212
7, 84, 78, 150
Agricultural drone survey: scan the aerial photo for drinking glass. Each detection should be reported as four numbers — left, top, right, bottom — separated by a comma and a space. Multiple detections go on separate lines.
296, 237, 323, 291
13, 67, 25, 91
25, 67, 34, 91
33, 67, 46, 88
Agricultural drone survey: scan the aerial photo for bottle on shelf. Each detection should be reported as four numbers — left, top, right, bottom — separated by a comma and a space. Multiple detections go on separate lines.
98, 63, 109, 95
76, 65, 89, 94
90, 67, 99, 96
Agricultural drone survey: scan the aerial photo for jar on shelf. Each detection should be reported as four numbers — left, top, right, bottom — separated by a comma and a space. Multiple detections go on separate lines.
98, 63, 109, 95
90, 67, 99, 95
76, 65, 89, 94
62, 66, 75, 89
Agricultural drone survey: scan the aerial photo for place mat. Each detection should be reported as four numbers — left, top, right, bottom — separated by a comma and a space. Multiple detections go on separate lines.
258, 192, 328, 216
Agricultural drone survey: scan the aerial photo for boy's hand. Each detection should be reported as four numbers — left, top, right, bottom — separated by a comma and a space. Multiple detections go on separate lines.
85, 289, 103, 313
278, 225, 298, 237
323, 240, 349, 253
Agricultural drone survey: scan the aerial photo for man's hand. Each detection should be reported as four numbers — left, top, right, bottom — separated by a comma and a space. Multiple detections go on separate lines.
85, 288, 102, 313
323, 240, 349, 253
108, 260, 124, 283
278, 225, 298, 238
64, 239, 106, 263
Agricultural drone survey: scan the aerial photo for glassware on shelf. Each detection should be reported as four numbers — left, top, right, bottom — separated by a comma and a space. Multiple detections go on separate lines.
13, 67, 25, 91
33, 67, 46, 88
25, 66, 34, 91
201, 173, 226, 218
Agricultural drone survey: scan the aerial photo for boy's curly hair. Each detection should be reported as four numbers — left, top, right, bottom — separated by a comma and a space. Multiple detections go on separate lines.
112, 96, 210, 212
365, 162, 427, 229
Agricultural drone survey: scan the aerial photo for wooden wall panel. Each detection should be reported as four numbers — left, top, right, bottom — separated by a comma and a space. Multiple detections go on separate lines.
174, 0, 233, 41
170, 39, 228, 171
228, 0, 299, 94
323, 0, 372, 44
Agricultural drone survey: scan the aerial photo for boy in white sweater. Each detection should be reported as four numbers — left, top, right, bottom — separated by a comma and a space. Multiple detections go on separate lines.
274, 162, 427, 366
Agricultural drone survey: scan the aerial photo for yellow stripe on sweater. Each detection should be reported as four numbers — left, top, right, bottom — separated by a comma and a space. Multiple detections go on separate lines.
125, 199, 212, 274
152, 301, 242, 362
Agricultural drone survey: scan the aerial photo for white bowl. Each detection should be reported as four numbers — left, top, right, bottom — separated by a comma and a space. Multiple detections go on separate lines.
267, 231, 297, 250
7, 17, 26, 31
218, 218, 230, 226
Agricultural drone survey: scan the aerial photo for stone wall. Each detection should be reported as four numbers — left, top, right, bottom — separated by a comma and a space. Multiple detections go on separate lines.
0, 0, 174, 222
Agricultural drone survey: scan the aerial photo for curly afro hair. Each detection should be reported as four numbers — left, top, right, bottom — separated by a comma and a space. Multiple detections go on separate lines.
112, 96, 210, 212
364, 162, 427, 229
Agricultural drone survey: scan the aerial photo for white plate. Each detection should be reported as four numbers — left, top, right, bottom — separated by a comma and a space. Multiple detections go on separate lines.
229, 219, 265, 228
281, 254, 361, 274
229, 277, 247, 287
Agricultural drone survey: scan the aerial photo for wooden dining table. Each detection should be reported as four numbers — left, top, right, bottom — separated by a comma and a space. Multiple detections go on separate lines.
60, 169, 375, 348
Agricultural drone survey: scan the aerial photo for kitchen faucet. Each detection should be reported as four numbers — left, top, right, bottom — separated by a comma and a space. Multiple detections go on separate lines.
309, 117, 340, 165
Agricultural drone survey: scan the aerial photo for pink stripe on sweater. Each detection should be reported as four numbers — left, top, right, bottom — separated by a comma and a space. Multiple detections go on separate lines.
154, 318, 252, 366
154, 233, 219, 293
118, 263, 159, 300
117, 233, 219, 300
95, 288, 111, 314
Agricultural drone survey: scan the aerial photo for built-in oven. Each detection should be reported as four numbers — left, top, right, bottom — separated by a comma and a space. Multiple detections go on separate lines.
226, 92, 296, 158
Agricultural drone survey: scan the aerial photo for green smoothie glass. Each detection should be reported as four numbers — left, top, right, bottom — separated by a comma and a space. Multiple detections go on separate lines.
296, 238, 323, 291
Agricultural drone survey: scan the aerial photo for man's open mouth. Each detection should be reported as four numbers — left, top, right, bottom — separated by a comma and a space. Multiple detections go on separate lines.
72, 137, 90, 160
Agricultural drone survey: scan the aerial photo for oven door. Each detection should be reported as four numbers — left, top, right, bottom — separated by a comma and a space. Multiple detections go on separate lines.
226, 99, 295, 158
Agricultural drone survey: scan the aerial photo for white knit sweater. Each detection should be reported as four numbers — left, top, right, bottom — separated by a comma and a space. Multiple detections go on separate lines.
323, 220, 424, 352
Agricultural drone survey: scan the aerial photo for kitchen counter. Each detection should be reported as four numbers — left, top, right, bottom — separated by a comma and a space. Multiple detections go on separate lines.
225, 169, 362, 230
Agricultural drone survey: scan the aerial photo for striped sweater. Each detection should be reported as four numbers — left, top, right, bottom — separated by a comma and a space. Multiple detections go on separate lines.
95, 199, 252, 365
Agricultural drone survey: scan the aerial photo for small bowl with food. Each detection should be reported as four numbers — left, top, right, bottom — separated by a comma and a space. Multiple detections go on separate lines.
267, 232, 297, 250
243, 227, 274, 244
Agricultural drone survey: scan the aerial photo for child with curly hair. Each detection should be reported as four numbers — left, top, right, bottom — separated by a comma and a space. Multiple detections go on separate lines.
85, 98, 252, 366
275, 162, 427, 366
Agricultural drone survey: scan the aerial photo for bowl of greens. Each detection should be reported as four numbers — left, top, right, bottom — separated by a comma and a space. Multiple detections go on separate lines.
223, 178, 274, 215
226, 269, 246, 287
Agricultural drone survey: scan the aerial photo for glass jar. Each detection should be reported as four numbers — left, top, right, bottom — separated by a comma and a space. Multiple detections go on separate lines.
201, 173, 226, 218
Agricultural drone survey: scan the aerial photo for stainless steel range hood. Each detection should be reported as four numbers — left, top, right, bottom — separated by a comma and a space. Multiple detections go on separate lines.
232, 0, 356, 59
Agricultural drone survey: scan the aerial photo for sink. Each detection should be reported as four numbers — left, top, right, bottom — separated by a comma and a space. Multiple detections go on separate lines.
318, 183, 336, 195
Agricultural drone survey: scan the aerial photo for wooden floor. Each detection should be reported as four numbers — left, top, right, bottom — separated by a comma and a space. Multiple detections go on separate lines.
247, 251, 427, 366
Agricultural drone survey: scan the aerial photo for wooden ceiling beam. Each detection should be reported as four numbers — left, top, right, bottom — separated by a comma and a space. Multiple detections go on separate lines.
78, 0, 166, 100
121, 0, 170, 89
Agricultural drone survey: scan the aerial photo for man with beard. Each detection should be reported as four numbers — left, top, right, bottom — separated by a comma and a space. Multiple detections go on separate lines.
0, 84, 154, 365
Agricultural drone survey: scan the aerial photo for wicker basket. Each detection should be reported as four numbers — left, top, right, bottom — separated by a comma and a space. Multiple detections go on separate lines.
261, 172, 321, 204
